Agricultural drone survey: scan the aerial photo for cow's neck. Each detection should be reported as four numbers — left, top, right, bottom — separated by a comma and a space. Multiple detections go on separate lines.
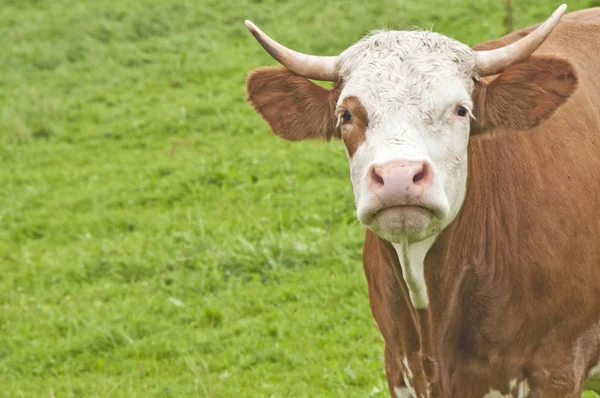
381, 181, 495, 389
391, 236, 437, 309
415, 143, 509, 361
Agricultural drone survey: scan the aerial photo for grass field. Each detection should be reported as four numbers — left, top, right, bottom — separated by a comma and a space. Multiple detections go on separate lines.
2, 0, 600, 396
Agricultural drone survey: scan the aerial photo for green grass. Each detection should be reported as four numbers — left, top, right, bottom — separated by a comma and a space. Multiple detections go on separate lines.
1, 0, 600, 396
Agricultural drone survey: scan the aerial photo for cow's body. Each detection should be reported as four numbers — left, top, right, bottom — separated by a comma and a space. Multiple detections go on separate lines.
245, 7, 600, 397
364, 17, 600, 398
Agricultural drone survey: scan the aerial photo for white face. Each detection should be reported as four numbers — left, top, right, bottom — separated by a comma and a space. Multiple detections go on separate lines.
335, 31, 476, 243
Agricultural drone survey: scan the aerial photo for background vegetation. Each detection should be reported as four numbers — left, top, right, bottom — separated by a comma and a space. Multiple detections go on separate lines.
2, 0, 599, 396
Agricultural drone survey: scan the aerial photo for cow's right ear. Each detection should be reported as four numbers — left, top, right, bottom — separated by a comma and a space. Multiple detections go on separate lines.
246, 66, 341, 141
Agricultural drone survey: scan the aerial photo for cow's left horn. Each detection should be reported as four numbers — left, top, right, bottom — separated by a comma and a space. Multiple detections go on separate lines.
245, 20, 338, 82
474, 4, 567, 77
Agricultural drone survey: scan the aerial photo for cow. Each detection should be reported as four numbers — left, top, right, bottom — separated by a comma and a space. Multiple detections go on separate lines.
244, 4, 600, 397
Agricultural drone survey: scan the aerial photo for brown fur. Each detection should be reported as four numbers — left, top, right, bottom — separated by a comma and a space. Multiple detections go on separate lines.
246, 66, 341, 141
472, 56, 578, 133
245, 10, 600, 397
338, 96, 368, 157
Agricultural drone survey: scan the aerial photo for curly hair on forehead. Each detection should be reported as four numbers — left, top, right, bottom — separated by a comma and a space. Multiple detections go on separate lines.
336, 30, 477, 79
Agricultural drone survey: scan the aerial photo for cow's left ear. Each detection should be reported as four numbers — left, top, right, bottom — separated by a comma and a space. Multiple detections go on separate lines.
471, 56, 578, 134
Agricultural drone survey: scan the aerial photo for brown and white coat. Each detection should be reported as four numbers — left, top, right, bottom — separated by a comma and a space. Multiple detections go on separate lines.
245, 6, 600, 397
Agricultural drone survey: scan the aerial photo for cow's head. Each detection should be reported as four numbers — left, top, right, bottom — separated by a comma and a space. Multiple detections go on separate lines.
245, 5, 576, 244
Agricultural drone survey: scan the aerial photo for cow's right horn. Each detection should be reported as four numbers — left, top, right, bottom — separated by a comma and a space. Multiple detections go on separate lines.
474, 4, 567, 77
245, 20, 338, 82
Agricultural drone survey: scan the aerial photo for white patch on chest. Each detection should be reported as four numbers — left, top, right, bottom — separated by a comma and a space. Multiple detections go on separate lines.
399, 355, 430, 397
515, 379, 530, 398
392, 236, 436, 309
401, 356, 414, 379
394, 386, 412, 398
484, 378, 531, 398
483, 390, 511, 398
401, 372, 417, 397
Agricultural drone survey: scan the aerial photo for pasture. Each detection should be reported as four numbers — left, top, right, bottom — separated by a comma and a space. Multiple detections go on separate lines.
1, 0, 599, 396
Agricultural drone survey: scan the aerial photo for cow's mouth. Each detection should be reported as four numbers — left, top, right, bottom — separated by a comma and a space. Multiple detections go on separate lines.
377, 204, 433, 215
373, 205, 435, 233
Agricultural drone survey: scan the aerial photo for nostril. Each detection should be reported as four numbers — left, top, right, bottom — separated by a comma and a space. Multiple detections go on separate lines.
413, 170, 425, 183
370, 166, 384, 187
412, 162, 431, 185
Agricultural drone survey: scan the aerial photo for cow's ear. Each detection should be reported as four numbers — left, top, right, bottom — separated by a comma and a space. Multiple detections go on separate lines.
246, 66, 341, 141
471, 56, 577, 134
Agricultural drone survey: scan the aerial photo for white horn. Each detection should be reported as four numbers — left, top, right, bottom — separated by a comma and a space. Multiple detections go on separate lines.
474, 4, 567, 77
245, 20, 338, 81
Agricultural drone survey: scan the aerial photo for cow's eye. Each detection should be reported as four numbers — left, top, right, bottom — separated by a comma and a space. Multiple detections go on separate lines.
455, 105, 468, 117
342, 110, 352, 123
